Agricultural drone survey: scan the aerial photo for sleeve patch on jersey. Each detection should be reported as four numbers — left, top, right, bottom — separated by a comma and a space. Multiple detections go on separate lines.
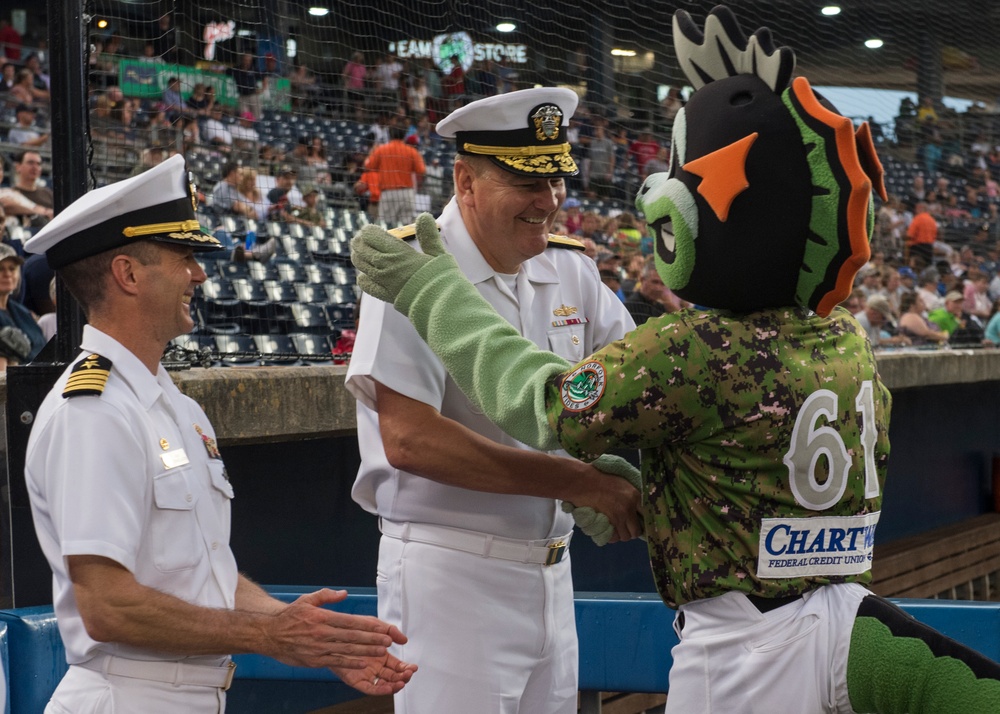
547, 234, 586, 251
62, 353, 113, 398
560, 361, 606, 411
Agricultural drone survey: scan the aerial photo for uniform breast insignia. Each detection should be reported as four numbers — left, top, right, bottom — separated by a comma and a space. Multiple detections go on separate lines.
62, 354, 112, 398
552, 304, 590, 328
546, 234, 586, 251
193, 423, 221, 460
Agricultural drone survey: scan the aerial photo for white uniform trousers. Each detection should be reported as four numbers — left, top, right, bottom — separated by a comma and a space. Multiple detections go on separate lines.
46, 660, 227, 714
665, 582, 870, 714
378, 532, 578, 714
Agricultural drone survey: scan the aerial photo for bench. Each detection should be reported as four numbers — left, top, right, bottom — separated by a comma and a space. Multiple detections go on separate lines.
870, 513, 1000, 599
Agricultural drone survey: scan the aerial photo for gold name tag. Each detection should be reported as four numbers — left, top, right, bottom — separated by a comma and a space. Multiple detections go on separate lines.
160, 449, 190, 469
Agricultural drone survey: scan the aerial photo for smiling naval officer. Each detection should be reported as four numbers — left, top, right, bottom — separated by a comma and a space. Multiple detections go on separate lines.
345, 87, 639, 713
23, 155, 416, 714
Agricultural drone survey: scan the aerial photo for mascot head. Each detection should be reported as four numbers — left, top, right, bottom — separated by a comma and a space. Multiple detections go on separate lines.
635, 5, 886, 316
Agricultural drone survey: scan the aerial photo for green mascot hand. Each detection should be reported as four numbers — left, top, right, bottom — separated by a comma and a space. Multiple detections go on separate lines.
351, 213, 448, 303
561, 454, 644, 547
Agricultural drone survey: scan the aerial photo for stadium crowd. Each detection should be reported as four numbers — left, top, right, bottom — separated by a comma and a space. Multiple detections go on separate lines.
2, 17, 1000, 365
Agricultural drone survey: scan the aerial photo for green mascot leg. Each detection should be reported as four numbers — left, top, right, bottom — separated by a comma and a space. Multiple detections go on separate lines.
847, 595, 1000, 713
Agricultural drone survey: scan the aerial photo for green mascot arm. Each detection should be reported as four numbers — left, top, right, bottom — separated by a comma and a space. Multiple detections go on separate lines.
352, 215, 643, 545
352, 212, 570, 452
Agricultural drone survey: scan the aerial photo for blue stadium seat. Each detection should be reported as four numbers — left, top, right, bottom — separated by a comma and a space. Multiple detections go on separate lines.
289, 303, 334, 334
253, 334, 301, 366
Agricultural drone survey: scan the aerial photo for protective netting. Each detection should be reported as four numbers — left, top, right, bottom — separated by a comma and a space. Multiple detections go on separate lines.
7, 0, 1000, 362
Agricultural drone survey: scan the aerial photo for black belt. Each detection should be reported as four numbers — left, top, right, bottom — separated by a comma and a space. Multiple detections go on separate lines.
746, 593, 805, 614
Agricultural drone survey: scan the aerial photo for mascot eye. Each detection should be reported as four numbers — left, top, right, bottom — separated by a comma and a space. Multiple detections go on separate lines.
682, 132, 758, 222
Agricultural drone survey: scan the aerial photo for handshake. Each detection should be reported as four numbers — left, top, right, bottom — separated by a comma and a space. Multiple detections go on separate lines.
564, 454, 645, 547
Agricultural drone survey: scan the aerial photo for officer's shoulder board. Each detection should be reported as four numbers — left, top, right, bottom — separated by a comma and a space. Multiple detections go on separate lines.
547, 234, 586, 252
62, 353, 113, 398
388, 224, 418, 240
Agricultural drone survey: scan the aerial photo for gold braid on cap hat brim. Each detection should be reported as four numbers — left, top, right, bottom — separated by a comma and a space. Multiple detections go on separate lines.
122, 219, 204, 238
462, 142, 572, 157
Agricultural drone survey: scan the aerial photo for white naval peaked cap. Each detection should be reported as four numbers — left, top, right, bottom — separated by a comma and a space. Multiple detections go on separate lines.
436, 87, 580, 177
25, 154, 222, 269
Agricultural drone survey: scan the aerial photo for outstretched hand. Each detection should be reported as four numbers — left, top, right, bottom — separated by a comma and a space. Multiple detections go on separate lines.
351, 213, 446, 303
331, 652, 418, 696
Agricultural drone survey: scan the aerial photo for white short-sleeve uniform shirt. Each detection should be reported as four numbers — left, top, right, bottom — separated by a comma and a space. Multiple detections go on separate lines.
26, 326, 238, 665
347, 197, 635, 539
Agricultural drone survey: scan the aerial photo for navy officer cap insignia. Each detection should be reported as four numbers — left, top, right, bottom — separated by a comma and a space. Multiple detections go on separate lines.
436, 87, 580, 177
63, 353, 112, 398
24, 154, 223, 269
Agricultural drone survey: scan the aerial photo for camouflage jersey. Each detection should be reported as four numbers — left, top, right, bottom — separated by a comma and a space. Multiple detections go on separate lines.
547, 305, 892, 608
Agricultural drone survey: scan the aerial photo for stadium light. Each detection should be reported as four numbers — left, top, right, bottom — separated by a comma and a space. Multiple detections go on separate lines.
96, 18, 109, 29
820, 6, 842, 16
308, 6, 330, 16
496, 21, 516, 33
611, 48, 637, 57
864, 38, 884, 49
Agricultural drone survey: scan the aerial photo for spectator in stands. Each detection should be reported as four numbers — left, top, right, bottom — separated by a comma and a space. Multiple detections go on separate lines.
305, 136, 332, 184
108, 98, 139, 143
10, 67, 47, 106
897, 291, 949, 346
407, 76, 428, 117
290, 182, 325, 228
211, 161, 254, 220
367, 111, 392, 148
128, 146, 166, 178
7, 103, 48, 148
0, 61, 15, 96
563, 197, 582, 235
963, 270, 993, 319
574, 210, 606, 245
596, 249, 626, 301
229, 52, 263, 119
342, 51, 368, 120
906, 201, 938, 269
612, 211, 644, 259
203, 104, 234, 150
365, 123, 425, 227
230, 111, 260, 155
289, 62, 319, 111
265, 166, 300, 222
35, 276, 56, 341
0, 18, 22, 61
644, 144, 670, 177
628, 127, 660, 178
928, 290, 976, 339
984, 298, 1000, 346
0, 243, 44, 360
24, 53, 49, 92
235, 166, 267, 222
13, 150, 52, 230
184, 82, 214, 117
442, 55, 465, 110
150, 12, 178, 63
875, 194, 906, 257
624, 255, 679, 325
159, 76, 184, 123
373, 52, 402, 103
0, 155, 52, 228
586, 117, 617, 199
853, 294, 910, 348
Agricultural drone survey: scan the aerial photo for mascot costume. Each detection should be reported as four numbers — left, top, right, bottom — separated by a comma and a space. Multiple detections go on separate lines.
352, 6, 1000, 712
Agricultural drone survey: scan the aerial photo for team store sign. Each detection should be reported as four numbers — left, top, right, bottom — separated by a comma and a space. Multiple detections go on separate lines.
390, 32, 528, 73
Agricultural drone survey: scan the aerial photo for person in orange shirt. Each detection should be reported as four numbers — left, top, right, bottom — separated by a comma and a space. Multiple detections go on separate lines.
364, 124, 426, 227
905, 201, 938, 269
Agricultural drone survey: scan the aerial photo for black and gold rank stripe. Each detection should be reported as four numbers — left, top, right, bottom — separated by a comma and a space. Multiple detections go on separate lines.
62, 354, 113, 398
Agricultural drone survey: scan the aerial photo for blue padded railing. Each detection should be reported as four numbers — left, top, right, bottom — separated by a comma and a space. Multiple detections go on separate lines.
2, 590, 999, 713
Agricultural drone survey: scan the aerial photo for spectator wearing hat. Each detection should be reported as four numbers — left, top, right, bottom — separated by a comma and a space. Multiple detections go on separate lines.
346, 87, 639, 714
8, 103, 48, 148
21, 156, 416, 712
917, 268, 945, 312
210, 162, 254, 220
290, 183, 325, 228
562, 196, 582, 234
927, 290, 979, 340
265, 165, 301, 223
230, 111, 259, 152
0, 242, 43, 361
364, 124, 425, 228
624, 255, 679, 326
853, 294, 910, 348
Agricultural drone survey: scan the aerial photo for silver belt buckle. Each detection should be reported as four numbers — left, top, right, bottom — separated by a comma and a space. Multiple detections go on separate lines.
545, 540, 567, 566
223, 661, 237, 691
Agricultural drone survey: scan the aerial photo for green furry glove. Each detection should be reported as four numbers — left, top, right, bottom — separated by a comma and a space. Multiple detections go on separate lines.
562, 454, 644, 547
351, 213, 450, 303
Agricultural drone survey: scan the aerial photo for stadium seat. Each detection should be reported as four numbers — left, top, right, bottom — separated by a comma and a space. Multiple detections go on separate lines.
295, 284, 326, 304
197, 277, 241, 324
326, 304, 356, 330
289, 303, 333, 334
328, 264, 356, 286
253, 334, 301, 366
275, 259, 309, 284
214, 334, 261, 367
263, 279, 298, 304
289, 333, 336, 364
325, 285, 355, 305
302, 263, 332, 285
